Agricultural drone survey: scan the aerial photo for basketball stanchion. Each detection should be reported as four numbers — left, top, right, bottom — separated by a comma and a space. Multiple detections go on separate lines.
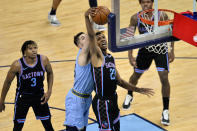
172, 11, 197, 47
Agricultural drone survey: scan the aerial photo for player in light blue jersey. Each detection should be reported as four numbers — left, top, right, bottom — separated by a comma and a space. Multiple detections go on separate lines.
64, 31, 94, 131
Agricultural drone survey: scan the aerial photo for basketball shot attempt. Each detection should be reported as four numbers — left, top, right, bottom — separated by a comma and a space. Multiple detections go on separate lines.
90, 6, 110, 25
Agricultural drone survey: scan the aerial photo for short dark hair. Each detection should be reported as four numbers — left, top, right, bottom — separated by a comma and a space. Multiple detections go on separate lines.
21, 40, 37, 56
74, 32, 84, 46
138, 0, 154, 4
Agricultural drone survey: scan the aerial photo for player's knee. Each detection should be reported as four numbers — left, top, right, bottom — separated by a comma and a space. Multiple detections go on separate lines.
161, 74, 169, 82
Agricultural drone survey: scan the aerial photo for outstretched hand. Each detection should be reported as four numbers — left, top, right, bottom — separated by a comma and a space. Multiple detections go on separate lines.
41, 91, 52, 105
137, 88, 154, 97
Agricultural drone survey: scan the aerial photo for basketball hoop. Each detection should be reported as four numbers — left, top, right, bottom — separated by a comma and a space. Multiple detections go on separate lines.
138, 9, 176, 26
137, 9, 176, 54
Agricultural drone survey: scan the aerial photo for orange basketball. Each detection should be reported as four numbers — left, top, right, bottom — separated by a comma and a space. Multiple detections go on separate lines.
91, 6, 110, 25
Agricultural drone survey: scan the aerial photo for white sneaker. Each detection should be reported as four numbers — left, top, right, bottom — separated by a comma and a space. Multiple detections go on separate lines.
48, 13, 61, 26
93, 23, 106, 31
122, 94, 133, 110
161, 109, 170, 126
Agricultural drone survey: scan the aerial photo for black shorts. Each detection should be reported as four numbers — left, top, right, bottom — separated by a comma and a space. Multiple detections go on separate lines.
14, 93, 51, 124
92, 94, 120, 130
135, 48, 169, 73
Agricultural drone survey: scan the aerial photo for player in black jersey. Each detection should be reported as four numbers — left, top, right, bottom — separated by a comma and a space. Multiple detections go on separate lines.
122, 0, 175, 126
0, 40, 54, 131
84, 8, 154, 131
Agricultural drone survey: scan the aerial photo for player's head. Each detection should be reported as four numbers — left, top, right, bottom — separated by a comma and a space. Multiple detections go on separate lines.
74, 32, 88, 48
21, 40, 38, 58
95, 32, 107, 52
139, 0, 153, 10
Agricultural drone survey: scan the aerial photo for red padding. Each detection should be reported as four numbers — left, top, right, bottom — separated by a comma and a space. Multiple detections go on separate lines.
172, 12, 197, 47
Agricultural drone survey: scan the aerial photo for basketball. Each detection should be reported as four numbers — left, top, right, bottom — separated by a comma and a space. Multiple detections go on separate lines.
91, 6, 110, 25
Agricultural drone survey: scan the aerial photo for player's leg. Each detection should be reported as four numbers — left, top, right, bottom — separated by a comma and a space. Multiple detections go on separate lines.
13, 95, 30, 131
88, 0, 106, 31
92, 95, 119, 131
50, 0, 62, 15
158, 70, 170, 126
123, 49, 153, 110
113, 120, 120, 131
32, 98, 54, 131
122, 71, 142, 110
111, 94, 120, 131
48, 0, 61, 26
64, 90, 88, 130
155, 53, 170, 126
83, 96, 92, 131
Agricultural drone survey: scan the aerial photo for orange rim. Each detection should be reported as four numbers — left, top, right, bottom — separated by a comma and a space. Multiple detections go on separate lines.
138, 9, 176, 26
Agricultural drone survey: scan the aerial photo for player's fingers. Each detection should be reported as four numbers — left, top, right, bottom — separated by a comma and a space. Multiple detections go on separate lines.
146, 89, 154, 95
41, 98, 47, 104
41, 94, 45, 100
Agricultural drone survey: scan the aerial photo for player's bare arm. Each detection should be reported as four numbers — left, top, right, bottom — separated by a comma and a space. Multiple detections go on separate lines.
85, 8, 103, 67
129, 13, 138, 28
41, 55, 53, 104
160, 12, 175, 63
77, 34, 91, 66
116, 69, 154, 97
0, 60, 20, 112
128, 14, 138, 68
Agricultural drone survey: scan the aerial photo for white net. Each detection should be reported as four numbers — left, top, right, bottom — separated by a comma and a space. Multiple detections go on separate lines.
140, 11, 172, 54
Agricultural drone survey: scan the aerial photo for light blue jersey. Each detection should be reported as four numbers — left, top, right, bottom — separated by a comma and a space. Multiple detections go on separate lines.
73, 49, 94, 94
64, 49, 94, 129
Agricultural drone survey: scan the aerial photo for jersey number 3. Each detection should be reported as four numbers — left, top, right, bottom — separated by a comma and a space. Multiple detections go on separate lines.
31, 78, 36, 87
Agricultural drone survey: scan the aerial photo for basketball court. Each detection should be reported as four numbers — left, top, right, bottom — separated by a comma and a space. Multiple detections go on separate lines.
0, 0, 197, 131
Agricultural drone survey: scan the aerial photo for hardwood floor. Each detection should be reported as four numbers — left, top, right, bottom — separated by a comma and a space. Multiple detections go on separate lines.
0, 0, 196, 130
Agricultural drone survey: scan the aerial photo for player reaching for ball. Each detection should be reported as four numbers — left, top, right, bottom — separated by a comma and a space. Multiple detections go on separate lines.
90, 6, 110, 25
85, 8, 154, 131
89, 0, 107, 31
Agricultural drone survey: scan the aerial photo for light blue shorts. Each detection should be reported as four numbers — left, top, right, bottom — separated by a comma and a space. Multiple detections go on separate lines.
64, 90, 92, 130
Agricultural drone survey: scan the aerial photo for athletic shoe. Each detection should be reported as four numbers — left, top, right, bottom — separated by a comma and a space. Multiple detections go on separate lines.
93, 23, 106, 31
48, 13, 61, 26
122, 94, 133, 110
161, 109, 170, 126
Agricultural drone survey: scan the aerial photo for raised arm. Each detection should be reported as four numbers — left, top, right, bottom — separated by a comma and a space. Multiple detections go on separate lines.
85, 8, 103, 67
41, 55, 53, 104
0, 60, 19, 112
116, 69, 154, 97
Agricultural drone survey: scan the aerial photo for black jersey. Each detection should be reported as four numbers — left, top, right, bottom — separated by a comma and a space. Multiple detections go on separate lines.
92, 53, 117, 99
17, 54, 45, 96
137, 11, 163, 34
137, 11, 153, 34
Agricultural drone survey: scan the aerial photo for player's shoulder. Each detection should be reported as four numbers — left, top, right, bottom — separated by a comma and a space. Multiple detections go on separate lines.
12, 59, 20, 67
10, 59, 21, 72
131, 13, 138, 20
130, 13, 138, 26
106, 53, 115, 59
40, 54, 49, 61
